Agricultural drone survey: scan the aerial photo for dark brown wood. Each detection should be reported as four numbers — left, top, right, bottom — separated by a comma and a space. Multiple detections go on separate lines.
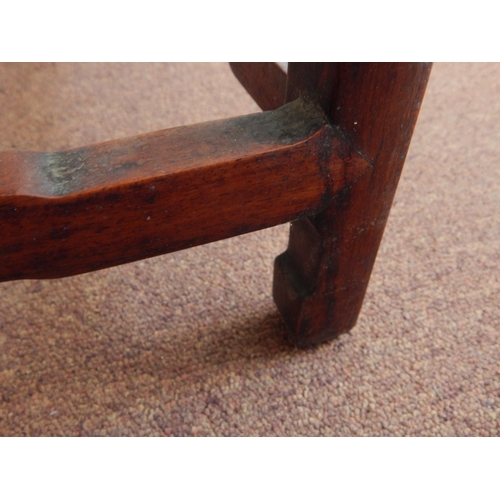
2, 62, 431, 349
285, 63, 339, 113
0, 98, 368, 282
229, 63, 287, 111
273, 63, 432, 347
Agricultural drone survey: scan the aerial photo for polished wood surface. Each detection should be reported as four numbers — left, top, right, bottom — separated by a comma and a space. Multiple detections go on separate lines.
273, 63, 432, 347
0, 98, 368, 282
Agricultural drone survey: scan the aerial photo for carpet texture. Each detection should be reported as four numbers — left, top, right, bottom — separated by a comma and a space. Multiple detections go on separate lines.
0, 63, 499, 436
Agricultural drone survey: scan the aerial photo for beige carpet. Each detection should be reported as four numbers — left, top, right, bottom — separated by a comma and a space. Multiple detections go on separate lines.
0, 63, 499, 436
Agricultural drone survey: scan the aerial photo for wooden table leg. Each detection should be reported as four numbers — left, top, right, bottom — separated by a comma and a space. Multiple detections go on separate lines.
273, 63, 432, 347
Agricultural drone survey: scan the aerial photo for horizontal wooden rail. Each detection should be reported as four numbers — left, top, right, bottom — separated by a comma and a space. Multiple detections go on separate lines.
230, 63, 287, 111
0, 99, 369, 282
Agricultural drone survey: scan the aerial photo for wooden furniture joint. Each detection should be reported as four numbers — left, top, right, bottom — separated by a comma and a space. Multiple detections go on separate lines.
0, 63, 432, 347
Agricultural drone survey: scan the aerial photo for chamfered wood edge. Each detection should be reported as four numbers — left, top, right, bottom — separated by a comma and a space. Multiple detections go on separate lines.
0, 99, 369, 282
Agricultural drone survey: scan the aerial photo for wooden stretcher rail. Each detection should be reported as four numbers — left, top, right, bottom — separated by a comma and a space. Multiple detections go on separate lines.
0, 99, 369, 282
229, 63, 287, 111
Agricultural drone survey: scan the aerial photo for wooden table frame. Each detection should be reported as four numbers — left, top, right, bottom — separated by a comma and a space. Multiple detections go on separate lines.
0, 63, 431, 347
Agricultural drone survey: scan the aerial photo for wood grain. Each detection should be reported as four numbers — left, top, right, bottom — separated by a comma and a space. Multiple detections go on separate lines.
273, 63, 432, 347
0, 98, 368, 282
229, 63, 287, 111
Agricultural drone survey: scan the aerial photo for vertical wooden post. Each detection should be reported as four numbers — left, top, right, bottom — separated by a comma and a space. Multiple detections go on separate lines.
273, 63, 432, 347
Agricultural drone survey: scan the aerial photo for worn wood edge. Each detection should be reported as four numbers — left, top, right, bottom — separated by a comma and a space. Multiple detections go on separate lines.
0, 99, 369, 282
229, 63, 287, 111
0, 99, 326, 200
